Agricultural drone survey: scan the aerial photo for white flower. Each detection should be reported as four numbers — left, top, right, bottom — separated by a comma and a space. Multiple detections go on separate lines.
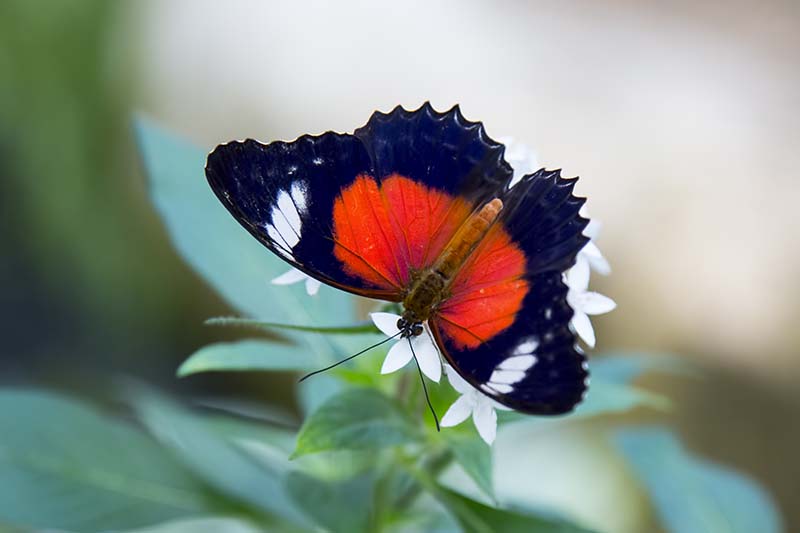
579, 209, 611, 276
370, 312, 442, 382
271, 268, 321, 296
565, 258, 616, 348
441, 365, 511, 445
497, 136, 539, 187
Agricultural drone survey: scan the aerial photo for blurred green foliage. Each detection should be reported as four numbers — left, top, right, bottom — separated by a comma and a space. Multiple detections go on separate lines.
0, 5, 785, 532
0, 0, 221, 385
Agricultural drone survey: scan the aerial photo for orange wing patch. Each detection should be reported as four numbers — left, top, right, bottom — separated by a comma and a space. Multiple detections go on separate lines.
332, 174, 471, 289
436, 224, 529, 349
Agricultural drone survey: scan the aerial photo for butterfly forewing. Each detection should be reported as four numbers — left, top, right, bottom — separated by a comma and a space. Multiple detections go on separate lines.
206, 103, 513, 299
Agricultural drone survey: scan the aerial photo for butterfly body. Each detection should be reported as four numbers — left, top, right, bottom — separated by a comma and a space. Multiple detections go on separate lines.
206, 103, 591, 416
402, 196, 503, 324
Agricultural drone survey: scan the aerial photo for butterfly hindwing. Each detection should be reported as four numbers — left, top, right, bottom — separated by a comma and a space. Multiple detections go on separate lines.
430, 169, 590, 415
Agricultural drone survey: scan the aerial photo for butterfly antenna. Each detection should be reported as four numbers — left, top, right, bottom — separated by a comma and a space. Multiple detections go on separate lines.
298, 332, 401, 382
407, 337, 440, 432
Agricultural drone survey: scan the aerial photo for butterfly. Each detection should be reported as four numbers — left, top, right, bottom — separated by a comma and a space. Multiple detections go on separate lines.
205, 103, 590, 416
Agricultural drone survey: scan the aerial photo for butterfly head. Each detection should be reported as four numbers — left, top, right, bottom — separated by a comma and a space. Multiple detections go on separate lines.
396, 316, 424, 339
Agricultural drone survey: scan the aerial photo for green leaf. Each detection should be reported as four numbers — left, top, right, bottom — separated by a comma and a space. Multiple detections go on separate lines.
128, 387, 310, 528
123, 517, 264, 533
437, 487, 594, 533
177, 339, 325, 377
134, 118, 356, 357
574, 380, 669, 418
297, 373, 344, 416
591, 352, 697, 383
206, 316, 380, 335
615, 427, 782, 533
293, 388, 420, 457
286, 471, 375, 532
0, 390, 212, 532
444, 432, 494, 501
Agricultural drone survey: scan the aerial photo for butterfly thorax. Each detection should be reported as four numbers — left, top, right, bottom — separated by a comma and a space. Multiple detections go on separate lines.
401, 198, 504, 326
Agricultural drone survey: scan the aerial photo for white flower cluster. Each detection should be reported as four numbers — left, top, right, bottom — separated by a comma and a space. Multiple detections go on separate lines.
499, 137, 616, 347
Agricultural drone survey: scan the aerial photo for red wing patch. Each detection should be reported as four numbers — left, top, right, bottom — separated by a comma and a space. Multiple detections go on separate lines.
332, 174, 472, 289
436, 224, 529, 349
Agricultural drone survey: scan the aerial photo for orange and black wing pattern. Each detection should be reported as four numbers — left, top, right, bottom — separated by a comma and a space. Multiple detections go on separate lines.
207, 103, 589, 415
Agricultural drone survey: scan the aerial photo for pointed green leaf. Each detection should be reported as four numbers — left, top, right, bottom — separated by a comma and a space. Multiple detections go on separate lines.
591, 352, 697, 383
444, 432, 494, 500
293, 388, 421, 457
177, 339, 325, 377
615, 427, 782, 533
122, 517, 263, 533
286, 471, 375, 532
128, 387, 310, 528
0, 390, 212, 532
134, 117, 356, 357
437, 487, 594, 533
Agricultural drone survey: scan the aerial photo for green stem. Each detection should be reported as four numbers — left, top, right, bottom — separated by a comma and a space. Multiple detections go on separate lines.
205, 316, 379, 335
399, 455, 494, 533
393, 446, 454, 510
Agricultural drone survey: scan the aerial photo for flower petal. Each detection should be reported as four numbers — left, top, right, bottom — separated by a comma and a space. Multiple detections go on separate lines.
380, 340, 413, 374
567, 257, 591, 292
370, 312, 401, 337
581, 241, 611, 275
571, 310, 596, 348
587, 252, 612, 276
271, 268, 307, 285
444, 364, 472, 394
440, 395, 473, 427
583, 219, 602, 240
497, 136, 539, 187
472, 400, 498, 445
412, 332, 441, 382
581, 292, 616, 315
305, 277, 322, 296
490, 398, 513, 411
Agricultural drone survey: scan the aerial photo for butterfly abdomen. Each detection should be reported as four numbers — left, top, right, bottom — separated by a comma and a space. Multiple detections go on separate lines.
434, 198, 504, 279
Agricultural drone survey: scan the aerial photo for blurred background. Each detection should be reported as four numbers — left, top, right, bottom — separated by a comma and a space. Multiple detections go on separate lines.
1, 1, 797, 531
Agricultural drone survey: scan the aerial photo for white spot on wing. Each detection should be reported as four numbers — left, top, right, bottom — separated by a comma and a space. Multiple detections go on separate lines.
266, 224, 294, 259
513, 337, 539, 355
483, 338, 539, 394
290, 181, 308, 213
487, 383, 513, 394
269, 190, 301, 250
498, 354, 537, 371
489, 369, 526, 384
312, 157, 323, 165
480, 384, 495, 395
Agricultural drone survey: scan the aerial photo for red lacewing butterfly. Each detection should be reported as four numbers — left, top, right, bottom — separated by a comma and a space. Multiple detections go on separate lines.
205, 103, 590, 416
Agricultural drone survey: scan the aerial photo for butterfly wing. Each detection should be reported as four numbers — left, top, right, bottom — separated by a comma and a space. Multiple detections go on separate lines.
206, 103, 513, 300
430, 169, 590, 415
